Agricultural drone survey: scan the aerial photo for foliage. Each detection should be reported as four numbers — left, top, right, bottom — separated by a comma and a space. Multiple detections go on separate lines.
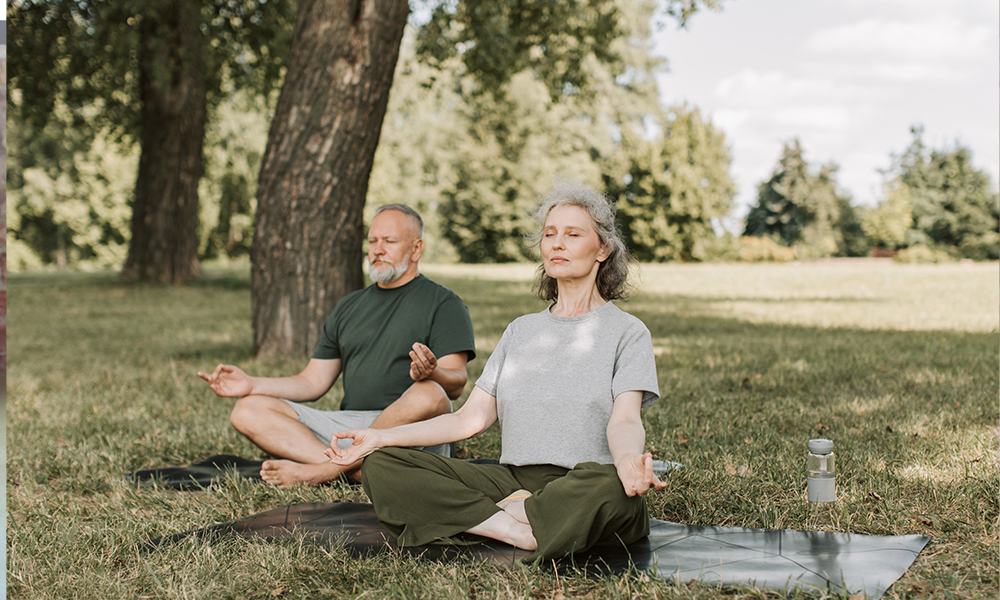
417, 0, 626, 100
8, 0, 294, 139
893, 244, 958, 264
199, 91, 272, 260
7, 91, 272, 269
8, 0, 296, 279
735, 236, 796, 262
889, 127, 999, 260
431, 0, 736, 263
7, 103, 138, 268
438, 73, 608, 263
861, 178, 914, 250
743, 140, 860, 258
6, 263, 999, 598
604, 105, 736, 262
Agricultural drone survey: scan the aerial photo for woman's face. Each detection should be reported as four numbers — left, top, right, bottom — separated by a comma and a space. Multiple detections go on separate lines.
540, 204, 609, 281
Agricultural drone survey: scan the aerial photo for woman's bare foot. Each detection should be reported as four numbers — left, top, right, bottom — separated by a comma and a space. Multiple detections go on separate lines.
260, 459, 344, 488
497, 489, 531, 524
466, 510, 537, 551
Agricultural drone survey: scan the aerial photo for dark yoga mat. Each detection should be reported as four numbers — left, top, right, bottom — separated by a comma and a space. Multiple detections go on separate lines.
127, 455, 503, 490
154, 502, 928, 598
127, 455, 264, 490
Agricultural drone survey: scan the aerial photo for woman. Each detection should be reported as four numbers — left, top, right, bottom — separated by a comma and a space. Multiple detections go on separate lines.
326, 183, 666, 561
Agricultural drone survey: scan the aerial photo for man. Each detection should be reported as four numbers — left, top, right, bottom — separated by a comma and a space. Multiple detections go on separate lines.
198, 204, 476, 487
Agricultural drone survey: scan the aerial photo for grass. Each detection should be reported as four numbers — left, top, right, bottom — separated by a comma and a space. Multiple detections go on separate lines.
7, 260, 999, 599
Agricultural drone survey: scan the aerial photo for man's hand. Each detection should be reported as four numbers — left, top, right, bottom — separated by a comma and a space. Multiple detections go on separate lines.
408, 342, 438, 381
197, 364, 255, 398
615, 452, 668, 497
324, 428, 384, 465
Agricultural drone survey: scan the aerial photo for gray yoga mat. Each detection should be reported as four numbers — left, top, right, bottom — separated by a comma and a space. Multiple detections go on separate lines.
155, 502, 928, 598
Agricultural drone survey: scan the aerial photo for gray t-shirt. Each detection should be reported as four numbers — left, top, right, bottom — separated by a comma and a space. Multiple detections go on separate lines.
475, 302, 659, 469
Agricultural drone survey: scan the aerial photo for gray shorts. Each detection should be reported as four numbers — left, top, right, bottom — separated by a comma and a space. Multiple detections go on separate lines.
283, 400, 452, 457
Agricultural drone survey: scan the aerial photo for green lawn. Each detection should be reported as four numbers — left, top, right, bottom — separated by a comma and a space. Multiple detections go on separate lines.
7, 260, 998, 599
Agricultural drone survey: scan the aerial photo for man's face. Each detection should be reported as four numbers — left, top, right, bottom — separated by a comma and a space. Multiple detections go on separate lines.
367, 210, 420, 285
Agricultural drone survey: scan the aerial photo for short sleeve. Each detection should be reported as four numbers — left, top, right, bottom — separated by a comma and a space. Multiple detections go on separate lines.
428, 295, 477, 361
611, 322, 659, 407
311, 308, 343, 360
475, 322, 513, 396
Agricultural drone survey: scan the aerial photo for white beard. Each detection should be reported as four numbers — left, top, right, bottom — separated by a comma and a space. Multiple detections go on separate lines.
368, 251, 412, 284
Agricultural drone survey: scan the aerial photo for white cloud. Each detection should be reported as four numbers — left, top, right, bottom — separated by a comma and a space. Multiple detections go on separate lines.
805, 18, 992, 61
714, 69, 868, 107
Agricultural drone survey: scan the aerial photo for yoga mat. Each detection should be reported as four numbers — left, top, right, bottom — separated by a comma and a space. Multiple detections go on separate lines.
127, 455, 504, 490
127, 455, 264, 490
154, 502, 928, 598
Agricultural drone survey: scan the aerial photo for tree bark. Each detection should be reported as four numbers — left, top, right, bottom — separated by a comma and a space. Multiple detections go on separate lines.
121, 1, 206, 284
251, 0, 410, 357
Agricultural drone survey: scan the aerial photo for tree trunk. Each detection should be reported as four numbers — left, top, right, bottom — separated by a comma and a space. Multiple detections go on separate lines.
251, 0, 410, 357
121, 1, 206, 284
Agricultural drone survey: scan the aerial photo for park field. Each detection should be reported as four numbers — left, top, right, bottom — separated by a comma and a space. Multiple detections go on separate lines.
6, 260, 999, 599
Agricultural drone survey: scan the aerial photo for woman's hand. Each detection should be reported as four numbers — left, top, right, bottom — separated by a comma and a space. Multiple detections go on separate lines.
615, 452, 668, 497
323, 428, 385, 465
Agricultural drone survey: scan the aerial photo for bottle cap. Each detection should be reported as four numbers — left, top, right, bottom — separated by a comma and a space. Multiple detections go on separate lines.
808, 438, 834, 454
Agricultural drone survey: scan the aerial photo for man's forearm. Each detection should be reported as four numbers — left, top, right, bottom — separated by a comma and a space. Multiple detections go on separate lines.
428, 367, 468, 399
247, 374, 326, 402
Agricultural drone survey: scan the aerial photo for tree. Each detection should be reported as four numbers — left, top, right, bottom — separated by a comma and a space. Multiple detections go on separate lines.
861, 178, 913, 250
253, 0, 722, 356
604, 104, 736, 262
891, 127, 999, 260
743, 140, 853, 258
8, 0, 295, 283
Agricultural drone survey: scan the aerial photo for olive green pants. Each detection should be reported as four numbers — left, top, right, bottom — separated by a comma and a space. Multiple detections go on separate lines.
361, 447, 649, 562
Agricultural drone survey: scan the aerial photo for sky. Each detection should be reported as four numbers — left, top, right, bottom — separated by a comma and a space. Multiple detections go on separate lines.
652, 0, 1000, 225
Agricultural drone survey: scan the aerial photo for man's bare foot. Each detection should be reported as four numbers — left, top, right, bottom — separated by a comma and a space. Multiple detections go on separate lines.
260, 460, 344, 488
497, 489, 531, 524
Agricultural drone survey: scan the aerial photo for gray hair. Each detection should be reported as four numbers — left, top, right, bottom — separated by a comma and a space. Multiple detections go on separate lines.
374, 204, 425, 238
527, 181, 634, 302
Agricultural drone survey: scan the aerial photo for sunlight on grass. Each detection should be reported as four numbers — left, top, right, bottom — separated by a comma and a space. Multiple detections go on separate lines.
7, 262, 999, 599
634, 261, 999, 332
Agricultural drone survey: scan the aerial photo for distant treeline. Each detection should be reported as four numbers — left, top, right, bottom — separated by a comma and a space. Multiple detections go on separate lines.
8, 14, 998, 270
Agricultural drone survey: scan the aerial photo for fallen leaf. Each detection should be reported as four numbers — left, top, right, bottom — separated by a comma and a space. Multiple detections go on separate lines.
880, 365, 888, 372
744, 437, 751, 444
676, 436, 690, 444
886, 425, 894, 433
850, 593, 866, 600
553, 590, 566, 600
56, 438, 66, 446
911, 515, 934, 526
867, 491, 884, 502
741, 377, 751, 389
270, 587, 284, 597
725, 464, 738, 475
816, 422, 830, 432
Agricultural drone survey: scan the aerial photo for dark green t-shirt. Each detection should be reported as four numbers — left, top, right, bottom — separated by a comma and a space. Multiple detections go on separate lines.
312, 274, 476, 411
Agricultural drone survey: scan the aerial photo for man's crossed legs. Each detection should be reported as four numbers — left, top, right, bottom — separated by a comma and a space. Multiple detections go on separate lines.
229, 380, 453, 488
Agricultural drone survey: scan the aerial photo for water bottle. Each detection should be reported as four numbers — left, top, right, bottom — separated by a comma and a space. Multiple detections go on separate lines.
807, 438, 835, 503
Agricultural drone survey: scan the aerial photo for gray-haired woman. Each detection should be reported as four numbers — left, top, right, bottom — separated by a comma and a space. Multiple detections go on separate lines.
326, 182, 665, 561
